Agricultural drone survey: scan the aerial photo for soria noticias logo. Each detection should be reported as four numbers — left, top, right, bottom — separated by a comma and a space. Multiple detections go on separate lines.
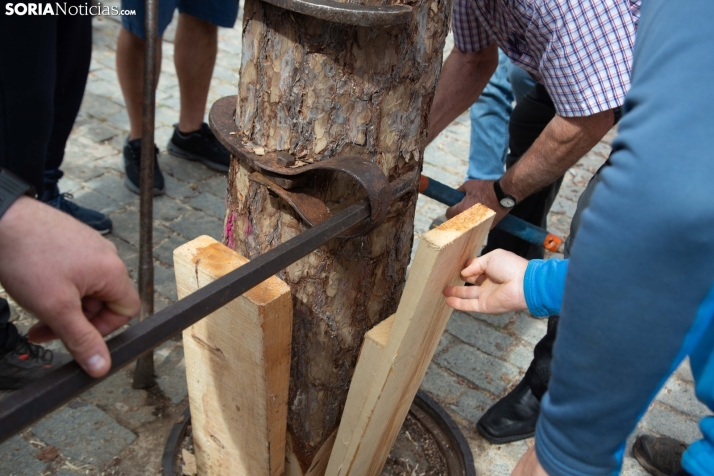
4, 3, 136, 15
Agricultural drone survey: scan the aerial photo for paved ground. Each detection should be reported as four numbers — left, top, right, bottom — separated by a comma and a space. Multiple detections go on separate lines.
0, 6, 710, 476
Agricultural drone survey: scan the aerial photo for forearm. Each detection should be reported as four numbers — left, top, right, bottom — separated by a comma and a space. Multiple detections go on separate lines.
427, 44, 498, 143
500, 110, 614, 201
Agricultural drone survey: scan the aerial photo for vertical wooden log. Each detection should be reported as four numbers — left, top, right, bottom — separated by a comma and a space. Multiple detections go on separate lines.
224, 0, 453, 471
174, 236, 293, 476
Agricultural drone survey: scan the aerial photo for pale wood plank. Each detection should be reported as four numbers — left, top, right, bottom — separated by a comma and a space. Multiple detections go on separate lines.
174, 235, 292, 476
326, 204, 494, 476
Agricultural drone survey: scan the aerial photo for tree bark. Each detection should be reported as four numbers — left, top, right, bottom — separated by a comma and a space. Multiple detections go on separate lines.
224, 0, 452, 471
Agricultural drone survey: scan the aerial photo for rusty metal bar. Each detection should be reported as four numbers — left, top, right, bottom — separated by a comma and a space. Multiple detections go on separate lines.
0, 171, 418, 444
134, 0, 159, 389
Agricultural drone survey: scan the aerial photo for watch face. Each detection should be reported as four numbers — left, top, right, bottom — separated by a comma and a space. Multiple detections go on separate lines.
500, 197, 516, 208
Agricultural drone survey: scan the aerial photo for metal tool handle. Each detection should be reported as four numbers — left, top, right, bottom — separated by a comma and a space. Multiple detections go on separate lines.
419, 175, 563, 252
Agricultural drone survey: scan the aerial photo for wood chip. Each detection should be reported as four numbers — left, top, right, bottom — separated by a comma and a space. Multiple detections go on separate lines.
36, 445, 59, 463
181, 449, 197, 475
288, 160, 308, 168
253, 146, 265, 156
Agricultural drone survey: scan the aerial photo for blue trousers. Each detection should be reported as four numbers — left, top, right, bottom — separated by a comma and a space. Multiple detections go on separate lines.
467, 50, 535, 180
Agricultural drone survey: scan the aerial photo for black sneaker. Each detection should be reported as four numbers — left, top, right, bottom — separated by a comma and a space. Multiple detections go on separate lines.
123, 137, 166, 196
166, 123, 230, 172
45, 193, 112, 235
0, 334, 70, 390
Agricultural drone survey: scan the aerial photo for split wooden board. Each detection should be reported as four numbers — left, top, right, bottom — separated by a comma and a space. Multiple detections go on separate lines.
174, 235, 293, 476
326, 204, 494, 476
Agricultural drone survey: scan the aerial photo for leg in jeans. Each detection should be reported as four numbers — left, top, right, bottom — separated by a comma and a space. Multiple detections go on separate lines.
466, 50, 513, 181
466, 52, 537, 181
508, 62, 536, 105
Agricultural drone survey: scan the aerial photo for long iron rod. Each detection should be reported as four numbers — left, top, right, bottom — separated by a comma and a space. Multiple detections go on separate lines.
0, 173, 416, 444
134, 0, 160, 389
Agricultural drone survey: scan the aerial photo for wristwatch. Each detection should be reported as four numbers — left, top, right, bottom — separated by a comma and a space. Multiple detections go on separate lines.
493, 180, 517, 209
0, 169, 35, 221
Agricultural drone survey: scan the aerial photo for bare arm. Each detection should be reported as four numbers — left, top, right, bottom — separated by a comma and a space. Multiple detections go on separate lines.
446, 109, 615, 221
500, 109, 614, 201
427, 44, 499, 143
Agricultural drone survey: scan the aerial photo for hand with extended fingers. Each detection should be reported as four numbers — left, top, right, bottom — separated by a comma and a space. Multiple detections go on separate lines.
0, 197, 140, 377
443, 249, 529, 315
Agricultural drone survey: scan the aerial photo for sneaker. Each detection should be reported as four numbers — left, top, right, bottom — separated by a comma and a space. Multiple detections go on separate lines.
166, 123, 230, 172
123, 137, 166, 196
633, 434, 688, 476
0, 334, 70, 390
45, 193, 112, 235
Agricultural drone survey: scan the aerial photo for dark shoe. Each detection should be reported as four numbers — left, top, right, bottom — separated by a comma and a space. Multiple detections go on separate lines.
123, 137, 166, 196
477, 378, 540, 444
45, 193, 112, 235
633, 434, 687, 476
166, 123, 230, 172
0, 334, 70, 390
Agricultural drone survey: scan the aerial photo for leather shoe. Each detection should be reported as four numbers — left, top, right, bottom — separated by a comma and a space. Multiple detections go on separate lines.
477, 378, 540, 444
632, 434, 687, 476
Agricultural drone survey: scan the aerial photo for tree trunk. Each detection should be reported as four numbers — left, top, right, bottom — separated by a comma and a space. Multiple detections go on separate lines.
223, 0, 452, 471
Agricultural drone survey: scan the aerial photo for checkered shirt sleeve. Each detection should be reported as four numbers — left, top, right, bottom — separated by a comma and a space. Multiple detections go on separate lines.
452, 0, 494, 53
538, 0, 637, 116
450, 0, 639, 117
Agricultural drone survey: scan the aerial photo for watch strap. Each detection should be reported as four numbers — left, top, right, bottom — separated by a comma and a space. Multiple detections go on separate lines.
493, 179, 517, 208
0, 169, 35, 221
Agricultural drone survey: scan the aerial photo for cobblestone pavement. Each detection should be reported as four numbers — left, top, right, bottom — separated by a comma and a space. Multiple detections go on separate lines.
0, 7, 710, 476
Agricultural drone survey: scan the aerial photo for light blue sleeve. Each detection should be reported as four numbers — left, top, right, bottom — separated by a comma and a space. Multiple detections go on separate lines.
523, 259, 569, 317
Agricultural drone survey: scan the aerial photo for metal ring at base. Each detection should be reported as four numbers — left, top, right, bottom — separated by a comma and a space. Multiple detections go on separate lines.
162, 392, 475, 475
162, 406, 191, 476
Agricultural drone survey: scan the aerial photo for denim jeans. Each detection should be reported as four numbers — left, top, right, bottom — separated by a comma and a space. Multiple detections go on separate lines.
467, 50, 535, 180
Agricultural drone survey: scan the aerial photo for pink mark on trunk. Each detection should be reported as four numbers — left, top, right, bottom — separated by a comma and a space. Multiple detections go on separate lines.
224, 212, 237, 249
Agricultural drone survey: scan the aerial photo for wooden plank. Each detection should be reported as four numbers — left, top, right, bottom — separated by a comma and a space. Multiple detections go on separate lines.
285, 317, 394, 476
174, 235, 292, 476
326, 204, 494, 476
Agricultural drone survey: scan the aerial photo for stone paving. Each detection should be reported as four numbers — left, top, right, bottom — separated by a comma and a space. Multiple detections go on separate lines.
0, 5, 710, 476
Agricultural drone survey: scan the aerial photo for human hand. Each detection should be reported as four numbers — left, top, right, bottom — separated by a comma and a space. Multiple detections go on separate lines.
443, 249, 528, 314
0, 197, 140, 377
512, 446, 549, 476
446, 179, 508, 225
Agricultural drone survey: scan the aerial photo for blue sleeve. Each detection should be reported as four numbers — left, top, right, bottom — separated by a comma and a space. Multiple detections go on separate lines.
524, 259, 568, 317
534, 1, 714, 474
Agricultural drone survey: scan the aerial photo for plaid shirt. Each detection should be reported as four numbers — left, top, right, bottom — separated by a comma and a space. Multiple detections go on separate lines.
453, 0, 640, 116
